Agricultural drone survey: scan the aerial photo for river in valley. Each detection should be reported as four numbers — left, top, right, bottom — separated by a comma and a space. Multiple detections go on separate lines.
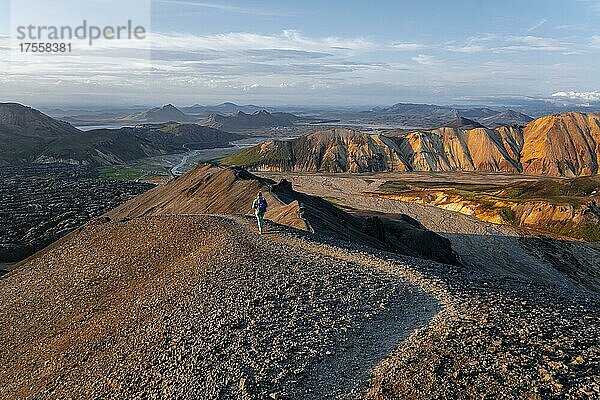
169, 136, 296, 176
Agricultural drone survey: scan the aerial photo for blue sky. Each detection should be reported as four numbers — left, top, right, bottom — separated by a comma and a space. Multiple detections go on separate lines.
1, 0, 599, 106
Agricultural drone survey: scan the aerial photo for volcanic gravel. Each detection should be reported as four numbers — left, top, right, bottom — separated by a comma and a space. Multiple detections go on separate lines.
0, 215, 436, 399
0, 214, 598, 399
269, 221, 600, 399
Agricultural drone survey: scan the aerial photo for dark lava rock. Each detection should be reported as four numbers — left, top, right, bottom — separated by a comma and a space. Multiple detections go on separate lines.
0, 163, 153, 262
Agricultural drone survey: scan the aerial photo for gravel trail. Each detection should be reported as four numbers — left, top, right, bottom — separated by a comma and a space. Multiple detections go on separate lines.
0, 215, 437, 399
1, 213, 598, 399
236, 216, 600, 399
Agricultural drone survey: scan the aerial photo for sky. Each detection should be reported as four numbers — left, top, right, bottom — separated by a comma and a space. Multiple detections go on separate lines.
0, 0, 599, 107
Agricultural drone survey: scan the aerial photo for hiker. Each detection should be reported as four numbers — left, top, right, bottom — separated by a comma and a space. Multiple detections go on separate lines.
252, 192, 268, 234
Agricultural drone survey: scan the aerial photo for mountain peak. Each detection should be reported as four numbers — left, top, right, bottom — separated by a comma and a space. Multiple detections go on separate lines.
122, 104, 192, 123
0, 102, 46, 119
0, 102, 81, 136
479, 109, 533, 128
200, 109, 302, 130
442, 116, 485, 130
107, 163, 457, 264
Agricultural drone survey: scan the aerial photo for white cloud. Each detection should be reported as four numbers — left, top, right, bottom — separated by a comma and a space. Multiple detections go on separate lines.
446, 44, 485, 53
1, 25, 597, 106
242, 83, 261, 91
156, 0, 291, 17
145, 30, 379, 53
444, 34, 492, 53
412, 54, 438, 65
526, 19, 546, 33
446, 34, 576, 54
310, 82, 332, 90
555, 23, 588, 30
592, 35, 600, 48
551, 91, 600, 102
391, 43, 423, 51
0, 29, 411, 104
492, 36, 571, 52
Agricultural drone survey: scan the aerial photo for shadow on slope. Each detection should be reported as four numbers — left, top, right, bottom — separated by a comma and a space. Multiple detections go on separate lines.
108, 163, 459, 265
438, 231, 600, 294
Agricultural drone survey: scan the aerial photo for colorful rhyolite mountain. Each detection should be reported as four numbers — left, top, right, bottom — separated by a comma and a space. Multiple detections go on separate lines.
223, 112, 600, 177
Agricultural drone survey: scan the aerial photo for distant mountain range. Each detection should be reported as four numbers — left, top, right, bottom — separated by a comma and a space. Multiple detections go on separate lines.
223, 112, 600, 177
478, 110, 533, 128
40, 124, 242, 165
119, 104, 309, 130
0, 103, 83, 165
44, 101, 541, 130
440, 117, 484, 130
48, 101, 536, 130
199, 110, 308, 131
352, 103, 533, 129
0, 103, 243, 166
4, 101, 596, 175
181, 102, 265, 116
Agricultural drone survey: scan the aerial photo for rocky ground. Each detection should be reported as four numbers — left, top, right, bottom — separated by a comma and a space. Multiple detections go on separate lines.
0, 215, 436, 399
0, 164, 153, 265
0, 214, 598, 399
262, 173, 600, 293
266, 221, 599, 399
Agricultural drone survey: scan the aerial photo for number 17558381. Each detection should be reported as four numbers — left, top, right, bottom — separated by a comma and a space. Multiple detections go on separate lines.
19, 42, 72, 53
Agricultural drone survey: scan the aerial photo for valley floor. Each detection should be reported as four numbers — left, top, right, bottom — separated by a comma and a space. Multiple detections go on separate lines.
0, 214, 598, 399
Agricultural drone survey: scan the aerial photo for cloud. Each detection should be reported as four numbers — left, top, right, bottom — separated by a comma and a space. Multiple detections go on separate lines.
551, 91, 600, 102
592, 35, 600, 48
139, 30, 380, 53
156, 0, 291, 17
412, 54, 438, 65
244, 49, 332, 60
0, 29, 400, 103
444, 34, 495, 53
446, 44, 485, 53
391, 43, 423, 51
492, 36, 571, 52
242, 83, 261, 91
445, 34, 576, 54
555, 23, 588, 30
526, 19, 547, 33
1, 25, 597, 106
281, 29, 378, 52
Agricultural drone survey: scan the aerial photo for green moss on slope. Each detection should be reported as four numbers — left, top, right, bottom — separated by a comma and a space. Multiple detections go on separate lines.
221, 141, 293, 169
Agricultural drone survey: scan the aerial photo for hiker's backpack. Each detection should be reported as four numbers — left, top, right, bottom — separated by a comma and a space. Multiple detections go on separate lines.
257, 197, 268, 213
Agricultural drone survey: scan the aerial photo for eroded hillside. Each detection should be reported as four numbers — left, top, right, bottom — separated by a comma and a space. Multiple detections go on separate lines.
368, 176, 600, 242
223, 113, 600, 177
